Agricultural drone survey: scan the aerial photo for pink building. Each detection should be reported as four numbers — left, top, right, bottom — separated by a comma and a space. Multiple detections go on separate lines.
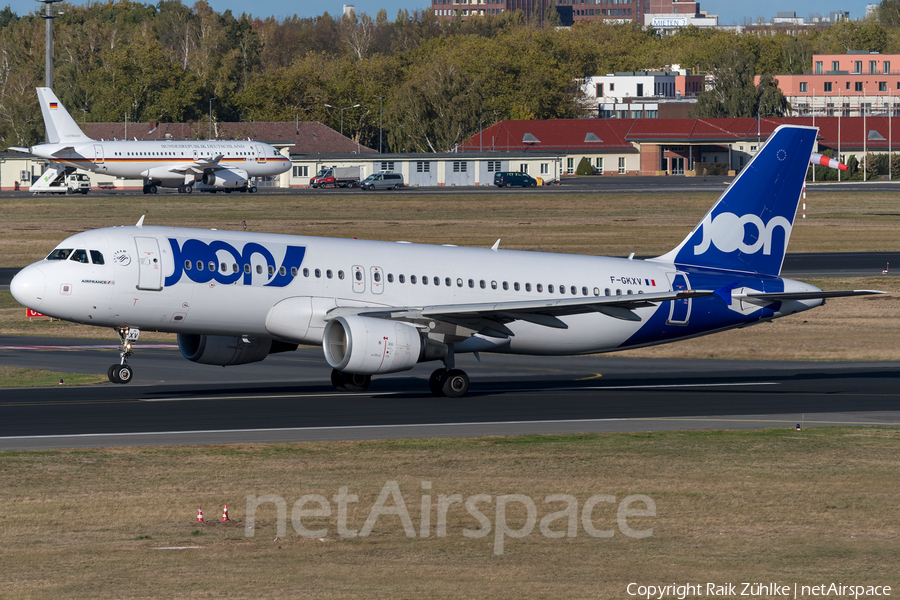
760, 52, 900, 117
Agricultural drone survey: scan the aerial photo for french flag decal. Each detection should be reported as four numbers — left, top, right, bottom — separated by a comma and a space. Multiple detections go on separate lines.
646, 279, 656, 286
49, 102, 58, 109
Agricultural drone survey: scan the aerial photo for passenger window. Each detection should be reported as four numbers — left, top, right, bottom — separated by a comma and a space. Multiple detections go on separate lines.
582, 287, 588, 296
593, 287, 600, 296
491, 281, 498, 290
480, 280, 486, 289
422, 276, 428, 285
548, 284, 554, 293
315, 269, 321, 278
627, 289, 632, 295
525, 283, 532, 292
374, 272, 381, 282
388, 273, 394, 283
221, 262, 227, 272
503, 282, 509, 290
571, 286, 577, 295
399, 274, 406, 283
537, 283, 543, 292
268, 265, 275, 276
605, 288, 611, 296
445, 277, 451, 287
233, 264, 239, 273
90, 250, 105, 265
326, 270, 332, 279
256, 265, 263, 274
433, 276, 439, 286
197, 261, 204, 271
209, 261, 216, 272
338, 270, 345, 280
514, 282, 520, 291
291, 267, 298, 277
280, 266, 286, 276
70, 249, 89, 263
468, 279, 474, 288
303, 268, 309, 277
457, 278, 463, 287
411, 275, 417, 284
185, 260, 192, 270
616, 289, 622, 295
245, 264, 251, 274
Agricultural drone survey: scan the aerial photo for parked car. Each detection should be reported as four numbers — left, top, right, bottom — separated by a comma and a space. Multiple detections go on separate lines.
494, 171, 536, 188
360, 172, 404, 190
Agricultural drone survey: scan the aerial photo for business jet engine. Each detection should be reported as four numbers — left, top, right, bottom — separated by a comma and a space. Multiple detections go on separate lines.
177, 334, 296, 366
202, 168, 249, 189
322, 315, 447, 374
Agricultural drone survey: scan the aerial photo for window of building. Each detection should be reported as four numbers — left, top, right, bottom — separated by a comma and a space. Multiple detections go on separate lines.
566, 158, 574, 174
618, 157, 626, 174
832, 61, 840, 72
824, 82, 832, 93
452, 161, 467, 173
636, 83, 643, 97
815, 61, 823, 74
854, 61, 862, 73
292, 166, 308, 178
416, 161, 431, 173
799, 82, 807, 92
870, 61, 877, 75
487, 161, 501, 172
595, 157, 603, 174
880, 82, 888, 92
540, 163, 549, 174
886, 61, 891, 74
855, 81, 863, 92
609, 83, 614, 91
520, 164, 528, 173
595, 82, 604, 97
380, 161, 395, 172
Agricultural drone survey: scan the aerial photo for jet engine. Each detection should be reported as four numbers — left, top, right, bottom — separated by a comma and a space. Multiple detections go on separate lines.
202, 168, 249, 188
322, 315, 446, 374
177, 334, 296, 366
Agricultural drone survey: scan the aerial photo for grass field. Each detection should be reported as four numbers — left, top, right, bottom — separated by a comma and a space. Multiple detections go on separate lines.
1, 429, 898, 598
2, 188, 899, 268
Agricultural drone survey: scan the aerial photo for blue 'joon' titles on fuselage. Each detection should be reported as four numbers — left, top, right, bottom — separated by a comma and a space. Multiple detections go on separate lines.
163, 238, 306, 287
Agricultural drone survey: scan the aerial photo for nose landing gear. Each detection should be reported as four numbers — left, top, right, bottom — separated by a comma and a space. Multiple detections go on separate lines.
108, 326, 138, 384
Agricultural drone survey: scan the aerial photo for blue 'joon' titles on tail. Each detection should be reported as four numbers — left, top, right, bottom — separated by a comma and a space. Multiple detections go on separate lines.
656, 125, 817, 277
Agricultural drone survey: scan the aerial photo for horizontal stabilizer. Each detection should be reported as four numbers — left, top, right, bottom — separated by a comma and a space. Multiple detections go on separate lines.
744, 290, 887, 301
8, 146, 29, 153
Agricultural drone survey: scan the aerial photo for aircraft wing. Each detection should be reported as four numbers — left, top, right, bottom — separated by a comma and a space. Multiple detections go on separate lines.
327, 289, 714, 338
168, 154, 225, 175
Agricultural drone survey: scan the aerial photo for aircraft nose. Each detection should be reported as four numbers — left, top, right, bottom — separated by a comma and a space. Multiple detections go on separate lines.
10, 265, 45, 311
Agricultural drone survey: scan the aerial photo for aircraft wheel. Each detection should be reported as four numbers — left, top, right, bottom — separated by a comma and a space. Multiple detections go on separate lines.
177, 185, 184, 193
112, 364, 133, 384
108, 364, 120, 384
342, 372, 371, 393
429, 369, 447, 397
331, 369, 346, 391
441, 369, 469, 398
185, 185, 192, 194
142, 185, 149, 194
148, 185, 157, 194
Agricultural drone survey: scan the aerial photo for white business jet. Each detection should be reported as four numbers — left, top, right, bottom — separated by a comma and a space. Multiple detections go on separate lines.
9, 88, 291, 194
10, 125, 884, 397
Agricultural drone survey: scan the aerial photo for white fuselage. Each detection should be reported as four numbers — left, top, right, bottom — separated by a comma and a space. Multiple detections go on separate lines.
10, 226, 822, 357
31, 140, 291, 183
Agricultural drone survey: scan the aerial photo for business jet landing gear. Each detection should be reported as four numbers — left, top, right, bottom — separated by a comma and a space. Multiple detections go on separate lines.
142, 184, 158, 194
108, 326, 137, 384
177, 184, 193, 194
428, 347, 469, 398
330, 369, 371, 393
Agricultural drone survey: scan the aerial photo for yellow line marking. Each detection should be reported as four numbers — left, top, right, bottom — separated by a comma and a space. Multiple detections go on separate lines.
576, 373, 603, 381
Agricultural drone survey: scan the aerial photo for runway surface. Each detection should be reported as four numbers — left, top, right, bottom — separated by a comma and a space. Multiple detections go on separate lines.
1, 339, 898, 450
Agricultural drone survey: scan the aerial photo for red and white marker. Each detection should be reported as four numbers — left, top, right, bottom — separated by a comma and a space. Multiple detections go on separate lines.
810, 152, 848, 171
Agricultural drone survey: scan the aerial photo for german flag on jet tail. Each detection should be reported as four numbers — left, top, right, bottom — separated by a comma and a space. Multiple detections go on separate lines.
49, 102, 58, 109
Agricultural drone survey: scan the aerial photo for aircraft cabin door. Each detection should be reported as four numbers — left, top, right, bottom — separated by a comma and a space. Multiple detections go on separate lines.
370, 267, 384, 295
255, 145, 266, 164
93, 144, 105, 166
135, 237, 163, 291
666, 271, 691, 325
352, 265, 365, 293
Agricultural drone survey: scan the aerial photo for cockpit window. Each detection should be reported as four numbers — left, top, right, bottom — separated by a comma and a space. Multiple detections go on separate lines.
47, 248, 72, 261
90, 250, 105, 265
70, 249, 90, 263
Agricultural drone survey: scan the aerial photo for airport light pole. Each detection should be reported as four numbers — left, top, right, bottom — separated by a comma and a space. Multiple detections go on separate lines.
325, 103, 360, 137
209, 97, 217, 140
374, 96, 385, 153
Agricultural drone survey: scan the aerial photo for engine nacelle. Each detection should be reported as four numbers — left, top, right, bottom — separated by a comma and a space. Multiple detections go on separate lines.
177, 334, 295, 366
323, 315, 435, 375
202, 168, 248, 188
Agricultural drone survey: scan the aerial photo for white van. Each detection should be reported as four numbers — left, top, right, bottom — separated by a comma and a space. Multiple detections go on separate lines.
360, 172, 404, 190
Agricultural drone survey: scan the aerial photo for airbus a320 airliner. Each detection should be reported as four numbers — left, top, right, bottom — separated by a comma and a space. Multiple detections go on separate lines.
10, 88, 290, 194
10, 125, 884, 396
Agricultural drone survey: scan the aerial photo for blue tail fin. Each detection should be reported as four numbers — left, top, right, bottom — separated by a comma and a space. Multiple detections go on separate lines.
654, 125, 817, 276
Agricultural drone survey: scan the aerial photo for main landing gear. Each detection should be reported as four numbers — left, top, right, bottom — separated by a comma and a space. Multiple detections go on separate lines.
328, 345, 471, 397
177, 184, 193, 194
107, 326, 137, 384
